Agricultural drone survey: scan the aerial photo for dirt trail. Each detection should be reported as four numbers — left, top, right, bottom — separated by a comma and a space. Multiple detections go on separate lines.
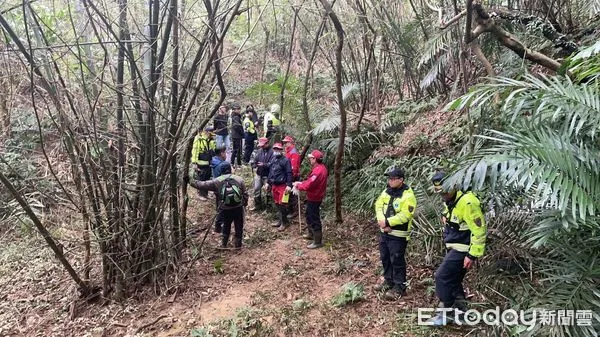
0, 179, 465, 337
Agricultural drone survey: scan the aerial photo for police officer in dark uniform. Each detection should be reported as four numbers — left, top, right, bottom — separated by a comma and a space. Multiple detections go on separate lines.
374, 168, 417, 300
428, 171, 487, 325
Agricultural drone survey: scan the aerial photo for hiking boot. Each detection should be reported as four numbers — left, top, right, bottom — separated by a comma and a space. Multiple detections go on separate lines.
426, 312, 449, 326
302, 229, 313, 240
271, 222, 281, 227
277, 223, 289, 232
214, 224, 222, 234
198, 196, 208, 201
307, 230, 323, 249
374, 282, 393, 292
221, 236, 229, 248
288, 209, 298, 219
250, 200, 263, 212
382, 288, 406, 301
234, 238, 242, 249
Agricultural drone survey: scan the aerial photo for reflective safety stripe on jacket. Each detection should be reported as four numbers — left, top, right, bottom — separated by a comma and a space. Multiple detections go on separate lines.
192, 134, 215, 166
442, 191, 487, 258
375, 186, 417, 239
243, 117, 256, 134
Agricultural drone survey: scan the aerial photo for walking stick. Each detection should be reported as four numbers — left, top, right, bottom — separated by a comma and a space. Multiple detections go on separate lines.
297, 193, 302, 235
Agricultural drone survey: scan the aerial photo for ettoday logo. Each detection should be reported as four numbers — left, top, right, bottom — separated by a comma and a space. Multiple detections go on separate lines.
417, 307, 594, 329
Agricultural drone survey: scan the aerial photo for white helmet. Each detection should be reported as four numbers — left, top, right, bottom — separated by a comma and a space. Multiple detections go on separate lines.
269, 103, 280, 114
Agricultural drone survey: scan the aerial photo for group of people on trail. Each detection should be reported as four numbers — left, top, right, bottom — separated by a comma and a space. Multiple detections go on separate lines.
204, 102, 283, 169
185, 102, 327, 250
186, 102, 486, 328
374, 168, 487, 326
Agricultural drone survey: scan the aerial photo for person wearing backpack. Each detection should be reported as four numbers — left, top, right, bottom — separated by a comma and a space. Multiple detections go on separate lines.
185, 163, 248, 249
191, 126, 216, 200
267, 143, 293, 231
210, 147, 229, 233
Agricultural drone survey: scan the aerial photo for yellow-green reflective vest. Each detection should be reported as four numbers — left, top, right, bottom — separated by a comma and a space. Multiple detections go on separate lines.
192, 133, 215, 166
375, 186, 417, 239
442, 191, 487, 258
243, 117, 256, 135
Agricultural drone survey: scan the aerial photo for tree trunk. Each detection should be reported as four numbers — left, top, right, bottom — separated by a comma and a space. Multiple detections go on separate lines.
319, 0, 345, 224
0, 171, 91, 296
259, 24, 270, 105
0, 87, 9, 143
278, 3, 302, 122
299, 15, 327, 163
169, 0, 181, 256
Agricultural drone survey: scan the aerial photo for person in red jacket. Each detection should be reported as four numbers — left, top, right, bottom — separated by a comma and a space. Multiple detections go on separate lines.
293, 149, 328, 249
283, 135, 300, 216
282, 136, 300, 179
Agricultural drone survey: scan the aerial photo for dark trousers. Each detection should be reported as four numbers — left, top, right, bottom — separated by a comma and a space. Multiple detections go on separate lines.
215, 199, 224, 232
306, 201, 322, 232
222, 207, 244, 247
194, 166, 211, 197
379, 234, 408, 292
287, 176, 299, 215
266, 129, 279, 142
435, 249, 467, 308
231, 138, 243, 166
243, 134, 255, 163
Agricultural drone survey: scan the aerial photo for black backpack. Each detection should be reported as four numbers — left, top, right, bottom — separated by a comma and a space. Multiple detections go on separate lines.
220, 176, 243, 207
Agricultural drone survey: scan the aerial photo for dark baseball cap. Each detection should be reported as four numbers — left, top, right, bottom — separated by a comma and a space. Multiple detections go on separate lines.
384, 168, 405, 178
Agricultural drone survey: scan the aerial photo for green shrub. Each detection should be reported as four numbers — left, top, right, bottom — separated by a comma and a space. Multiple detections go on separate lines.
331, 282, 365, 307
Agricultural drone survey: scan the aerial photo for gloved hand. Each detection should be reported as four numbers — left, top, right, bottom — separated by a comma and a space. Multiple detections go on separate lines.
183, 175, 190, 184
291, 186, 300, 196
292, 181, 300, 188
262, 183, 270, 192
285, 186, 292, 193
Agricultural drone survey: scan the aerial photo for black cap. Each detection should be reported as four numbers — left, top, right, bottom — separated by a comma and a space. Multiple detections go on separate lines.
384, 168, 405, 178
432, 171, 446, 184
432, 171, 447, 193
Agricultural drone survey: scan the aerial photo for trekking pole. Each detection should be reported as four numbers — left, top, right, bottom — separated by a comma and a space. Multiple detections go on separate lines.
297, 193, 302, 235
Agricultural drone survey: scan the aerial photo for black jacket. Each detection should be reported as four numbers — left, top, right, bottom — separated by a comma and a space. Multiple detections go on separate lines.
254, 148, 274, 177
268, 155, 292, 186
213, 113, 229, 136
230, 113, 244, 139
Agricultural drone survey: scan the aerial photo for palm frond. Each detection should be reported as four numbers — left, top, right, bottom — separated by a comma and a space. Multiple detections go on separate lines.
420, 52, 450, 89
445, 125, 600, 221
342, 83, 361, 102
447, 74, 600, 139
311, 114, 340, 136
418, 30, 452, 69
